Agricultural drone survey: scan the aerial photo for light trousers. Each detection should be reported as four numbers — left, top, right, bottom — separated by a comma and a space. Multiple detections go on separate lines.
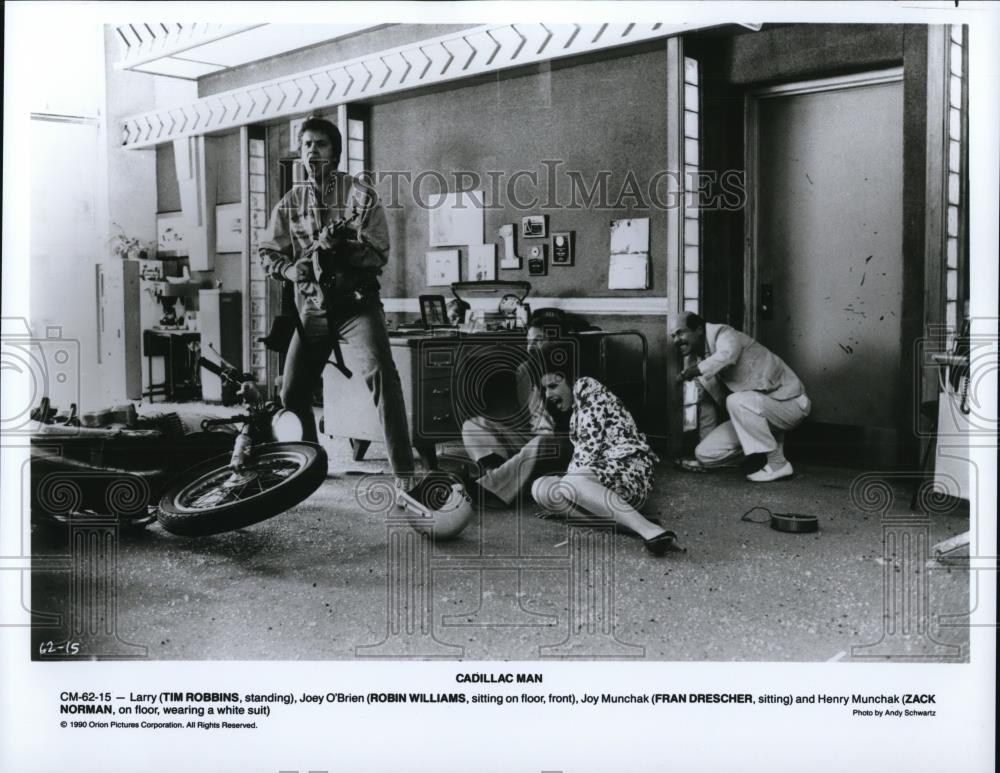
462, 416, 570, 504
282, 304, 415, 478
695, 391, 811, 467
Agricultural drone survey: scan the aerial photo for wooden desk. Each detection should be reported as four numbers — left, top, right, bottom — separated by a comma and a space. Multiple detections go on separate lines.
323, 331, 526, 469
322, 329, 648, 469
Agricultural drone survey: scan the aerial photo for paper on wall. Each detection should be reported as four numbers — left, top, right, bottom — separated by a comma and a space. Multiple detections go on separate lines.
429, 190, 485, 247
610, 217, 649, 255
608, 253, 650, 289
467, 243, 497, 281
608, 217, 650, 289
426, 249, 460, 287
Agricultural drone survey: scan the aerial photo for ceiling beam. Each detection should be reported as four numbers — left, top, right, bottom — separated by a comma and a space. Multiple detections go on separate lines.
120, 21, 693, 148
115, 23, 265, 70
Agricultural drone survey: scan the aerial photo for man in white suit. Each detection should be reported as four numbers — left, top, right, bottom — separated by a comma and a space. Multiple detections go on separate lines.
670, 312, 811, 482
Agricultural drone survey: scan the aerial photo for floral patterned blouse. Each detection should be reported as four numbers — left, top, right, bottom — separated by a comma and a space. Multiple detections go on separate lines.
566, 377, 658, 505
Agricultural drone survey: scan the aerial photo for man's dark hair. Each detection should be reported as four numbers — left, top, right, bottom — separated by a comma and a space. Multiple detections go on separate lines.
528, 307, 594, 338
529, 339, 578, 389
527, 313, 570, 341
298, 116, 342, 162
684, 312, 706, 331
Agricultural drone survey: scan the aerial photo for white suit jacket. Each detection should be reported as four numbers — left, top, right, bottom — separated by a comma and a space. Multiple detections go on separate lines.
696, 324, 806, 403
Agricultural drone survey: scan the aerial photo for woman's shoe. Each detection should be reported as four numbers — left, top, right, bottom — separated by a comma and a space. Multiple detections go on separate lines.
644, 530, 682, 556
457, 468, 507, 511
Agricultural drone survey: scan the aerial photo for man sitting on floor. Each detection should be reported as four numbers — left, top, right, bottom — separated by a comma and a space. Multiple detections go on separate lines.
670, 311, 811, 482
460, 312, 576, 508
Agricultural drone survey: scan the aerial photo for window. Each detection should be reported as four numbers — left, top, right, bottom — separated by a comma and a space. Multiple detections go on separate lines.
347, 117, 366, 177
246, 130, 269, 384
681, 56, 701, 431
682, 56, 701, 314
944, 24, 969, 346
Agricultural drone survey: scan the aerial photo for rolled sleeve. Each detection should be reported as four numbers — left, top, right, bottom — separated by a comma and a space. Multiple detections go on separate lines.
258, 200, 295, 280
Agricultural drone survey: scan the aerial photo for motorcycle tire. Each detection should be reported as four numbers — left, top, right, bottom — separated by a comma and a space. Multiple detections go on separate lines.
156, 442, 328, 536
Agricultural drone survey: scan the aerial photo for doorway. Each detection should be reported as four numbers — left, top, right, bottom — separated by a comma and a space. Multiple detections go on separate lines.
746, 69, 904, 466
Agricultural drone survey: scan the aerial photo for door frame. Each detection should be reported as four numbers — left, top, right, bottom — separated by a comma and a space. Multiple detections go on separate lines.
742, 67, 904, 337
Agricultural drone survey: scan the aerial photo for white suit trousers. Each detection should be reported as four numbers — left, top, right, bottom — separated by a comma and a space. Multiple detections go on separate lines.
695, 391, 811, 467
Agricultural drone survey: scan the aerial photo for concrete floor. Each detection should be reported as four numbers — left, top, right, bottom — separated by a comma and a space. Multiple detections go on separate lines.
31, 407, 971, 662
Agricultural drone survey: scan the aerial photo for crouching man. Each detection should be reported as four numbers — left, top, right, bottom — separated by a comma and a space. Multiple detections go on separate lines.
670, 312, 811, 482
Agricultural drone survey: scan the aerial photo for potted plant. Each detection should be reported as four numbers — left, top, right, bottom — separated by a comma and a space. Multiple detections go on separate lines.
109, 222, 153, 260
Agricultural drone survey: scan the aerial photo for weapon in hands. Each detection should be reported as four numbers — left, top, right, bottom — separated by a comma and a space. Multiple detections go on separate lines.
309, 209, 361, 282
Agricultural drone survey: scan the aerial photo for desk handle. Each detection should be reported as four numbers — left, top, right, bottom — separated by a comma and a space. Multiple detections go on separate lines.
431, 412, 452, 423
431, 386, 451, 396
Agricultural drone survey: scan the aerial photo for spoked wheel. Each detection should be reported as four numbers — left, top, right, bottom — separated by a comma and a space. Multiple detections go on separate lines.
157, 442, 328, 536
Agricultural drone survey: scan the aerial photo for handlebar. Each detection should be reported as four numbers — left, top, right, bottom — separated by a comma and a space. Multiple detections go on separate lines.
198, 356, 253, 385
201, 415, 251, 430
198, 357, 225, 378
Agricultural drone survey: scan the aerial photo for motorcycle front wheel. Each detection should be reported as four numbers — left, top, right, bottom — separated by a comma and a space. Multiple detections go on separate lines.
157, 442, 328, 536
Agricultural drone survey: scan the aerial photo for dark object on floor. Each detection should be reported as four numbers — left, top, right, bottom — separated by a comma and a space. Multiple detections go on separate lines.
741, 506, 819, 534
769, 512, 818, 533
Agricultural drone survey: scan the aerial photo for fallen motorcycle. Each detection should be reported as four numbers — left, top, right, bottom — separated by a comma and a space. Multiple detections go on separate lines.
155, 356, 328, 536
30, 411, 234, 533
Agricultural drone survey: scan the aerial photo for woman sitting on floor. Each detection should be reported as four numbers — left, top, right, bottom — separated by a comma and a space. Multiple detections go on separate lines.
529, 342, 680, 556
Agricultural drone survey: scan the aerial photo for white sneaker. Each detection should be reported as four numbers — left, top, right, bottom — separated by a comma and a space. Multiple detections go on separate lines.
747, 461, 794, 482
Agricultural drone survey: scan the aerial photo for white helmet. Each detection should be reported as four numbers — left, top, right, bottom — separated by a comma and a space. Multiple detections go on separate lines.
398, 472, 474, 540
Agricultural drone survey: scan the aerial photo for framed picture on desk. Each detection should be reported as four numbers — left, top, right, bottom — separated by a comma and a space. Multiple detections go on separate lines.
419, 295, 448, 327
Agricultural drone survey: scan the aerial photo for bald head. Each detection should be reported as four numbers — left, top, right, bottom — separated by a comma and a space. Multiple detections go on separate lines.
669, 311, 694, 334
669, 311, 706, 357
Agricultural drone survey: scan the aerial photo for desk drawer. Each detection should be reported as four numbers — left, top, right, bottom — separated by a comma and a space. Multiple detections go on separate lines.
415, 378, 458, 437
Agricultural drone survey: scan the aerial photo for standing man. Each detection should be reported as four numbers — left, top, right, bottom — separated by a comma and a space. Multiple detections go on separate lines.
259, 116, 415, 486
670, 312, 810, 482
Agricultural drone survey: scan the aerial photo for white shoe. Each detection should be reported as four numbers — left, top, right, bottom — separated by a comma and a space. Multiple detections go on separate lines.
747, 461, 794, 482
